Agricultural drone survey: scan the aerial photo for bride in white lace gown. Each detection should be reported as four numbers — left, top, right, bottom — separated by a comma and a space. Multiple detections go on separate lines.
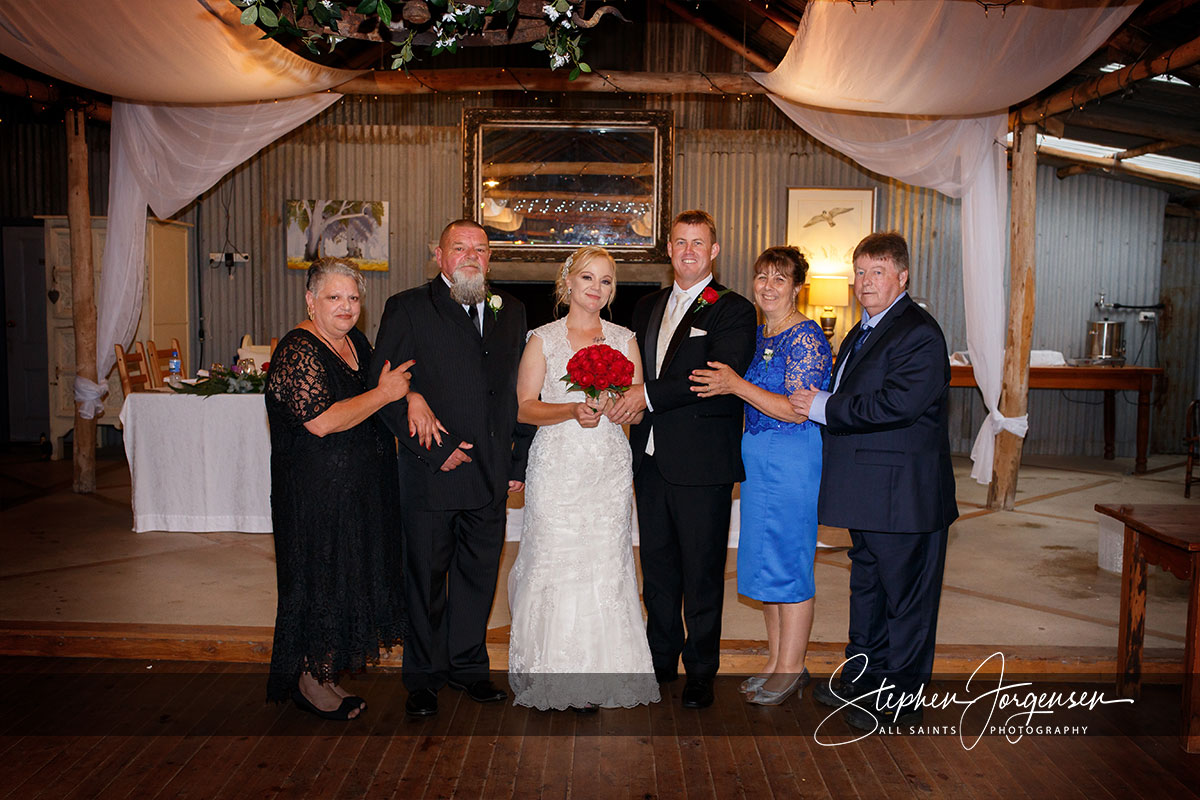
508, 246, 661, 711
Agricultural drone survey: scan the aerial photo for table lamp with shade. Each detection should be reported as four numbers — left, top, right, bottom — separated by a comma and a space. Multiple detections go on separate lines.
806, 275, 849, 339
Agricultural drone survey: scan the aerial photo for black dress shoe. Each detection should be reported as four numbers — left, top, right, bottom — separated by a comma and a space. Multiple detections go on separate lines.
843, 704, 924, 732
680, 677, 714, 709
654, 666, 679, 684
405, 688, 438, 717
812, 678, 864, 709
447, 678, 508, 703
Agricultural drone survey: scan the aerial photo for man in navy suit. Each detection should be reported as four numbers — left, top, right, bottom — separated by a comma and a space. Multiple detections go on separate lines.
791, 231, 957, 730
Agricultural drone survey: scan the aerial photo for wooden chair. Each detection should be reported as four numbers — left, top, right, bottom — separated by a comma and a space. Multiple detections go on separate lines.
1187, 398, 1199, 499
114, 342, 153, 395
238, 334, 274, 371
145, 338, 186, 388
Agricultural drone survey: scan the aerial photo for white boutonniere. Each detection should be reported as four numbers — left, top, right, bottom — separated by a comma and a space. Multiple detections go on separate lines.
486, 291, 503, 319
762, 347, 775, 364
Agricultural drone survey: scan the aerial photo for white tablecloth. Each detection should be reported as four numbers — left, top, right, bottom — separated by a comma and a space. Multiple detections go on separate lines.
119, 392, 272, 533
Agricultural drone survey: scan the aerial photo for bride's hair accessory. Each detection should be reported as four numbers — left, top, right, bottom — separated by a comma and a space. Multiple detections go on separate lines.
560, 253, 575, 282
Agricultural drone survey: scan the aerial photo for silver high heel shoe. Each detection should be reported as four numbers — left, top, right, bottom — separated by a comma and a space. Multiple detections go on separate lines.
739, 676, 767, 694
747, 668, 810, 706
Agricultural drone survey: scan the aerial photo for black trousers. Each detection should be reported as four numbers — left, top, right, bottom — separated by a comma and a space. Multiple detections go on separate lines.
400, 497, 506, 691
634, 455, 733, 680
842, 527, 949, 694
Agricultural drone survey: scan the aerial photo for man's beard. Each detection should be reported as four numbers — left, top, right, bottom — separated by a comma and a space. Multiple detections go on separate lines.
449, 264, 486, 305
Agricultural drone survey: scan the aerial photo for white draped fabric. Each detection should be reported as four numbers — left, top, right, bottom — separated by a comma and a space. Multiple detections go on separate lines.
0, 1, 359, 417
752, 0, 1135, 483
78, 95, 341, 417
0, 0, 361, 103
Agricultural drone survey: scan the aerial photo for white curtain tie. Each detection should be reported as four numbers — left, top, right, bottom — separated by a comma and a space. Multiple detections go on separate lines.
74, 375, 108, 420
989, 408, 1028, 438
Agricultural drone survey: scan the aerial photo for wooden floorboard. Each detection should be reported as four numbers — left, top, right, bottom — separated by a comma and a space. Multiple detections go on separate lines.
2, 656, 1199, 799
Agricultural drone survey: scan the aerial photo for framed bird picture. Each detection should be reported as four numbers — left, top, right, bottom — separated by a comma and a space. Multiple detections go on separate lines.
785, 187, 877, 281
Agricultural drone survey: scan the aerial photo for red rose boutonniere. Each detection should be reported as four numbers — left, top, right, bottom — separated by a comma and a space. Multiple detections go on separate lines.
695, 286, 728, 308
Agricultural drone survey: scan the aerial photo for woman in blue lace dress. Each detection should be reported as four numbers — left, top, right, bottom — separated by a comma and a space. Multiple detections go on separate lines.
690, 246, 832, 706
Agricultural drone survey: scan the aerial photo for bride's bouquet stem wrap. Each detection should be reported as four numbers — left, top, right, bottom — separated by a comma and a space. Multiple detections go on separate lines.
561, 343, 634, 401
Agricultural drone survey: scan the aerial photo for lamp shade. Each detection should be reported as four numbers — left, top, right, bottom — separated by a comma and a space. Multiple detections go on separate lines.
807, 275, 849, 308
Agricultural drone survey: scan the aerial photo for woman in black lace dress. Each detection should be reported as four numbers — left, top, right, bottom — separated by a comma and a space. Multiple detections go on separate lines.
265, 257, 413, 720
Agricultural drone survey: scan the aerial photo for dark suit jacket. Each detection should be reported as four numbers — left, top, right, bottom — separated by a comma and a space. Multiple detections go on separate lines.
629, 281, 757, 486
371, 277, 532, 512
818, 294, 958, 533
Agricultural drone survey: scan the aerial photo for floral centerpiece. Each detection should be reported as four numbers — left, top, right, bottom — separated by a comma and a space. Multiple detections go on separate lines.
170, 359, 269, 395
561, 343, 633, 400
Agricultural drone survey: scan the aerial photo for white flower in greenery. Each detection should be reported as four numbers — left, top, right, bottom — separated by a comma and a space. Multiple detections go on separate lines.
551, 52, 569, 69
561, 18, 573, 28
321, 0, 334, 9
443, 12, 458, 23
543, 4, 561, 21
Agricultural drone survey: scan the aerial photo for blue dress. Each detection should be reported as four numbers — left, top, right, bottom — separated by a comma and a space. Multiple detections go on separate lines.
738, 319, 832, 603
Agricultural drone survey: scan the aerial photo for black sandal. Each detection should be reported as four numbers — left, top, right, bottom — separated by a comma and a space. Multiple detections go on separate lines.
292, 688, 365, 721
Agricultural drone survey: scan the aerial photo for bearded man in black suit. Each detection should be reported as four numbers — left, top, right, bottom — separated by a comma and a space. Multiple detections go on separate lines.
791, 231, 957, 731
371, 219, 531, 718
609, 210, 757, 709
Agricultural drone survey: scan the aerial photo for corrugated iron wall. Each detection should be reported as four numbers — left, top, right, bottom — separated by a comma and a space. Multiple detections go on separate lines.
1157, 215, 1200, 453
1022, 168, 1167, 458
0, 116, 109, 218
194, 119, 461, 368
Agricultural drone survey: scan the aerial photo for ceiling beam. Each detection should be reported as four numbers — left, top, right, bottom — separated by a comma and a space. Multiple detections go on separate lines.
0, 70, 111, 121
336, 68, 767, 95
1114, 140, 1181, 160
659, 0, 777, 72
1062, 110, 1200, 150
731, 0, 799, 36
1037, 143, 1200, 190
1016, 31, 1200, 124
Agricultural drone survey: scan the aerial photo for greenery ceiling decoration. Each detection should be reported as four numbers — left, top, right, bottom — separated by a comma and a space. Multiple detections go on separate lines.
234, 0, 624, 78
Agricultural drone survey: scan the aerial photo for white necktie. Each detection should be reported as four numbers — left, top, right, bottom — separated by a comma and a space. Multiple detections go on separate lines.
655, 289, 688, 375
648, 289, 688, 456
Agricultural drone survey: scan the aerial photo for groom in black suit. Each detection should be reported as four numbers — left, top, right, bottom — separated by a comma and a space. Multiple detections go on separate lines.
372, 219, 531, 717
610, 210, 756, 709
791, 231, 957, 730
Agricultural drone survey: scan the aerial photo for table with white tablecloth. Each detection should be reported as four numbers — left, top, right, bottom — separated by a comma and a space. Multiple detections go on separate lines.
119, 392, 272, 533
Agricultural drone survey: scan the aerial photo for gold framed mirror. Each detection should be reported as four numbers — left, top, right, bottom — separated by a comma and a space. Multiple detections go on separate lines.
463, 108, 673, 262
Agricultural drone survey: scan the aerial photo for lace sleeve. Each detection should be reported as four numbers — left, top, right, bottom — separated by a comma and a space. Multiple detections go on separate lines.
783, 322, 833, 394
266, 333, 334, 424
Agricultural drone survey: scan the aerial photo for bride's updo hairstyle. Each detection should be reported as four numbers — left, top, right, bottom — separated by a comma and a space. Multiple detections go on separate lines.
554, 245, 617, 310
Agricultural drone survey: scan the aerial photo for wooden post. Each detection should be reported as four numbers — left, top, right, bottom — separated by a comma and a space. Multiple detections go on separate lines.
66, 108, 97, 494
987, 121, 1038, 510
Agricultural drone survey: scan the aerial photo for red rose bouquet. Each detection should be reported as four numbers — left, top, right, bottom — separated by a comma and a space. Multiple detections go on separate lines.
561, 343, 635, 400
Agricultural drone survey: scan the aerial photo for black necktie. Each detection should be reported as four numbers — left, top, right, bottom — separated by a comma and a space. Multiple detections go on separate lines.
467, 304, 481, 336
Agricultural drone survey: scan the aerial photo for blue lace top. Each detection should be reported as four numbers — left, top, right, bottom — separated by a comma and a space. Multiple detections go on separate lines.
744, 318, 832, 435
